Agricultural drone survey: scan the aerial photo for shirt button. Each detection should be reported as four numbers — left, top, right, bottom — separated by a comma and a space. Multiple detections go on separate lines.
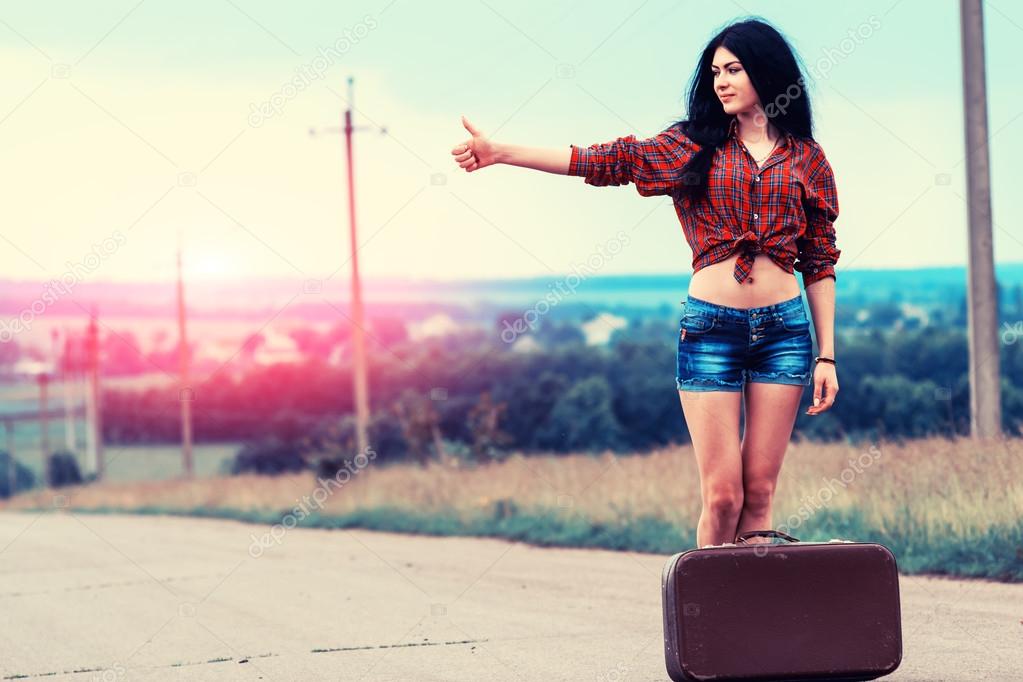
755, 176, 761, 182
753, 212, 759, 220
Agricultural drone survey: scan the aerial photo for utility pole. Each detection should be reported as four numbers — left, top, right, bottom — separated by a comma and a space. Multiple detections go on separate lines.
177, 232, 194, 477
344, 77, 371, 459
4, 419, 14, 496
310, 77, 386, 457
85, 309, 104, 478
61, 330, 76, 451
38, 372, 49, 484
960, 0, 1001, 439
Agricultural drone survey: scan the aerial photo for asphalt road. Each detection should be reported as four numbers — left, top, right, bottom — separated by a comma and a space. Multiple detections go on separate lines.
0, 511, 1019, 681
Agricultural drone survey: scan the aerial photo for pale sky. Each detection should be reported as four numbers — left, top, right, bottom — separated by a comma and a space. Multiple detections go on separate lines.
1, 0, 1021, 285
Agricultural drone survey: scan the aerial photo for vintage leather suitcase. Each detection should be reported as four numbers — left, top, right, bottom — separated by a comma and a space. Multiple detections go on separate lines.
661, 529, 902, 681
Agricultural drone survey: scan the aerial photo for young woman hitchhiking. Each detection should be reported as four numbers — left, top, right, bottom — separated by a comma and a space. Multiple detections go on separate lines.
451, 18, 839, 550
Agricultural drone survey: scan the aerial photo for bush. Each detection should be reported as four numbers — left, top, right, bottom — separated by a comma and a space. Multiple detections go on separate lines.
231, 437, 308, 475
47, 450, 84, 488
306, 413, 410, 476
0, 451, 36, 498
537, 376, 627, 452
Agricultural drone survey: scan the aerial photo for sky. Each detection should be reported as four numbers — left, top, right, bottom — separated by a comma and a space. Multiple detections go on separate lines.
1, 0, 1021, 285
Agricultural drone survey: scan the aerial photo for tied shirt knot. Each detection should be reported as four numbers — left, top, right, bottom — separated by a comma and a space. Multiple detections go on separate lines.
732, 230, 761, 284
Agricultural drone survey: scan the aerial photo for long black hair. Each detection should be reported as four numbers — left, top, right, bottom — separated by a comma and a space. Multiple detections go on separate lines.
669, 18, 814, 203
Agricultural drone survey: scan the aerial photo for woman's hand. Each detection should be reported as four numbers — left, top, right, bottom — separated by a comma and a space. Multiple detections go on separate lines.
451, 115, 499, 172
805, 362, 838, 415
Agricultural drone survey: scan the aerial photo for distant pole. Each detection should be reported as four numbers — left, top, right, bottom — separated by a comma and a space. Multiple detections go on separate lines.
38, 372, 49, 484
176, 234, 194, 477
960, 0, 1001, 439
85, 310, 104, 478
343, 76, 371, 457
61, 331, 76, 451
4, 419, 15, 495
84, 333, 97, 473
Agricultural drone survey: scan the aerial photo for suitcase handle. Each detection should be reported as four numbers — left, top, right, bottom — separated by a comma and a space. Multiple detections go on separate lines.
734, 529, 800, 544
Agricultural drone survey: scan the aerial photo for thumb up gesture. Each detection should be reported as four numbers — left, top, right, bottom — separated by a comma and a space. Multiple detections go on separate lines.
451, 115, 498, 173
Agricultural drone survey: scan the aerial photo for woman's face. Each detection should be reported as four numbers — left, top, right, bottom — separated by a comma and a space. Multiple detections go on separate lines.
711, 46, 759, 115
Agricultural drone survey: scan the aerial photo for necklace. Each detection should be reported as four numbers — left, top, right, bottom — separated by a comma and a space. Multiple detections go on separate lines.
738, 123, 780, 165
749, 137, 778, 165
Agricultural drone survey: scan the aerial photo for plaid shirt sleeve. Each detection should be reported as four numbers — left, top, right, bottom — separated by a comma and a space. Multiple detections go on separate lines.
795, 146, 842, 287
567, 128, 696, 197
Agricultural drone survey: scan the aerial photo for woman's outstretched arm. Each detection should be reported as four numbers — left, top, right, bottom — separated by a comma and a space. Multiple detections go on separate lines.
496, 142, 572, 174
451, 115, 570, 175
452, 115, 698, 196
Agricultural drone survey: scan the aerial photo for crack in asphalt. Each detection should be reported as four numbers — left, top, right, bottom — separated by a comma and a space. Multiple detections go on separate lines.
0, 639, 489, 679
311, 637, 488, 653
0, 572, 229, 598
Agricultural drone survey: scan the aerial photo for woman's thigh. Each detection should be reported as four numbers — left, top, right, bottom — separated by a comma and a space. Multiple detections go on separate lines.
678, 389, 744, 495
675, 306, 747, 495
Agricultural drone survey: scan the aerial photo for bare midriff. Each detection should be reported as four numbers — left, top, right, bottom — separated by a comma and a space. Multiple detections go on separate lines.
686, 252, 801, 309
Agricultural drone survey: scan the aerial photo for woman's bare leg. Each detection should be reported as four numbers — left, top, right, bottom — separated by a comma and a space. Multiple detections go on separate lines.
734, 382, 805, 542
678, 389, 744, 548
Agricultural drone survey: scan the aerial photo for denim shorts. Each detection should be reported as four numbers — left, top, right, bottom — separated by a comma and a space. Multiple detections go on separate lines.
675, 293, 813, 392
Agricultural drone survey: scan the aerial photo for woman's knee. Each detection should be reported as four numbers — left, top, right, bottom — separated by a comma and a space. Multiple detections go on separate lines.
703, 485, 744, 518
742, 480, 776, 513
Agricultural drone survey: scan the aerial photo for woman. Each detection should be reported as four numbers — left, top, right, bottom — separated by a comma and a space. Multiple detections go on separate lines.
450, 18, 839, 549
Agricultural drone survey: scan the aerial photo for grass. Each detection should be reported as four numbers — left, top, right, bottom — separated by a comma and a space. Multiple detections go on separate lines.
3, 433, 1022, 581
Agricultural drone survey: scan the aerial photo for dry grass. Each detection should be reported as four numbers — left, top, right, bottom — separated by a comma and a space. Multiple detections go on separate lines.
4, 433, 1022, 540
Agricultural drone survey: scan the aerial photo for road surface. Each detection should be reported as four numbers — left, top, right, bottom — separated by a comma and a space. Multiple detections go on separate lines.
0, 511, 1019, 680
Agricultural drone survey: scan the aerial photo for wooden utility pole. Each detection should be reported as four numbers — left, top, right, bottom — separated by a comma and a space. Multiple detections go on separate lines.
61, 331, 76, 451
38, 372, 49, 484
85, 310, 104, 478
343, 77, 371, 458
960, 0, 1001, 439
177, 236, 194, 477
311, 77, 387, 458
4, 419, 15, 496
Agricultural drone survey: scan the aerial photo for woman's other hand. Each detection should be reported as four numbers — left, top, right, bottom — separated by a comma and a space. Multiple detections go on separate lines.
805, 362, 838, 415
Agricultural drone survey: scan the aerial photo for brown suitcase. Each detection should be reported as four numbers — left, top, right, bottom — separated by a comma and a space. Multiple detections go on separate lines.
661, 529, 902, 681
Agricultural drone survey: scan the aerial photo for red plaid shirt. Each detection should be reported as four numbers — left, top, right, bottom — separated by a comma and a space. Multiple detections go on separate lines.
568, 116, 841, 287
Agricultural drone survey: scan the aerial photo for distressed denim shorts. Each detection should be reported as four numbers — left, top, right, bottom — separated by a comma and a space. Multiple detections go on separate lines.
675, 293, 813, 392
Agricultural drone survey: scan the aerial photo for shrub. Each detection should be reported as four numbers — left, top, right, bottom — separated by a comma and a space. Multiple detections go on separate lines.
230, 437, 308, 475
47, 450, 84, 487
0, 451, 36, 498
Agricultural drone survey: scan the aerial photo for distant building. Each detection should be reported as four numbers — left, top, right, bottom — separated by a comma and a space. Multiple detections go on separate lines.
580, 312, 628, 345
407, 313, 461, 340
509, 335, 541, 354
899, 303, 931, 327
253, 328, 302, 365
